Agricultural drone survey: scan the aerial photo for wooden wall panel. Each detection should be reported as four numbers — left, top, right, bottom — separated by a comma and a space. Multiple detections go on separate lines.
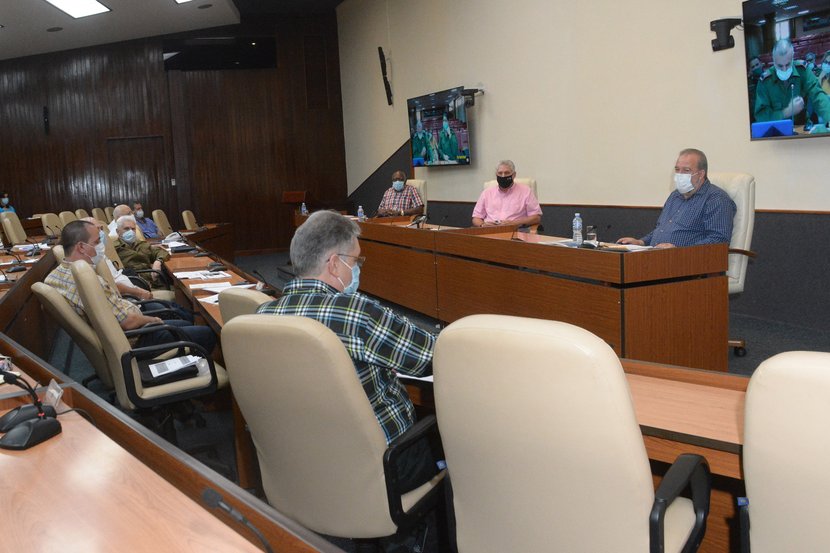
0, 15, 347, 254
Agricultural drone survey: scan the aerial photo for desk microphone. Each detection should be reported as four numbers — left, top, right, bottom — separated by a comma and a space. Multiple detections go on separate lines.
5, 248, 28, 272
251, 269, 278, 296
435, 214, 449, 231
24, 239, 42, 258
43, 224, 59, 243
202, 488, 274, 553
0, 369, 61, 450
407, 214, 428, 228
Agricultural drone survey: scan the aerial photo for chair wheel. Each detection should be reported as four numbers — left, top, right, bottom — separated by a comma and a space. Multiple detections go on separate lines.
733, 346, 747, 357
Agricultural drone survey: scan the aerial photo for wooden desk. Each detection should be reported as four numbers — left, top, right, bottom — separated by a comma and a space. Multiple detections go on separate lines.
0, 398, 264, 551
358, 221, 729, 371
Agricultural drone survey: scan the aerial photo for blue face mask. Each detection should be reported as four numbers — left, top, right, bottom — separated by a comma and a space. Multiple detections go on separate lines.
122, 229, 137, 244
1, 198, 8, 206
392, 180, 405, 192
338, 257, 360, 294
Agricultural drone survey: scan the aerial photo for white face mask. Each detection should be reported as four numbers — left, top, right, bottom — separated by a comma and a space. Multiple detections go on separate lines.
775, 65, 793, 81
135, 209, 144, 219
674, 172, 698, 195
122, 229, 137, 244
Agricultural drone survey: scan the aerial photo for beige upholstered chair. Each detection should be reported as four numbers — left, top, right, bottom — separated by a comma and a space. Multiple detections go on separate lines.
741, 351, 830, 552
104, 206, 115, 223
75, 208, 90, 219
221, 315, 445, 543
182, 210, 199, 230
52, 245, 65, 262
708, 172, 756, 356
59, 211, 78, 227
32, 281, 113, 389
152, 209, 174, 237
483, 177, 537, 196
434, 314, 711, 553
405, 179, 427, 216
217, 288, 272, 323
91, 207, 107, 223
0, 212, 28, 245
40, 212, 63, 238
70, 260, 227, 411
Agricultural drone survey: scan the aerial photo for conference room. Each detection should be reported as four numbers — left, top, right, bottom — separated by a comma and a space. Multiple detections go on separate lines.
1, 0, 829, 552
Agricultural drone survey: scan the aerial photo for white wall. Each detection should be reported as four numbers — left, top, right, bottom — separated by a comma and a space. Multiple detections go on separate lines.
337, 0, 830, 210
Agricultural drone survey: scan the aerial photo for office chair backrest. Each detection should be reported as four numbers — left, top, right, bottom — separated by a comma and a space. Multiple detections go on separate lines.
483, 177, 537, 197
743, 351, 830, 552
222, 315, 398, 538
52, 245, 65, 263
708, 172, 755, 295
59, 211, 77, 227
218, 288, 272, 324
405, 179, 428, 216
91, 207, 107, 223
41, 213, 62, 236
182, 210, 198, 230
100, 232, 123, 270
152, 209, 174, 237
74, 208, 90, 219
104, 206, 115, 223
434, 314, 663, 552
1, 211, 28, 245
32, 281, 112, 388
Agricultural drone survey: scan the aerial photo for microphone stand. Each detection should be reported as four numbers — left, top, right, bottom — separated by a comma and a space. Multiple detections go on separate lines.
251, 269, 279, 296
0, 369, 61, 450
5, 247, 28, 272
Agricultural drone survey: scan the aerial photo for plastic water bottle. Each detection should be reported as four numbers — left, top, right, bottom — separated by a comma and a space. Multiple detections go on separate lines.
572, 213, 583, 246
300, 202, 308, 216
357, 205, 366, 222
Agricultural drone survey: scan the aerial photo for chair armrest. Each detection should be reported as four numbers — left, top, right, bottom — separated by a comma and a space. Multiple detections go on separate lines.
649, 453, 711, 553
136, 299, 174, 309
382, 415, 445, 529
134, 268, 171, 289
119, 340, 218, 409
124, 322, 190, 343
729, 247, 757, 258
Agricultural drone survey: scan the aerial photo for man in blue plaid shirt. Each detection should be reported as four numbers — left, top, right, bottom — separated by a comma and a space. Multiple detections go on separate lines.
618, 148, 736, 248
257, 210, 440, 491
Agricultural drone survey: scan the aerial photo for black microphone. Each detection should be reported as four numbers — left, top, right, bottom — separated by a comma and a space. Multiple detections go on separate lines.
435, 214, 449, 231
0, 267, 8, 283
251, 269, 278, 296
202, 488, 274, 553
23, 238, 43, 257
407, 214, 428, 228
5, 247, 28, 272
43, 224, 59, 243
0, 369, 61, 450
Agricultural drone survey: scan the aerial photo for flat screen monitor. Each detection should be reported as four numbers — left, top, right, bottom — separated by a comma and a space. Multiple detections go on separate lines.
743, 0, 830, 140
407, 86, 471, 166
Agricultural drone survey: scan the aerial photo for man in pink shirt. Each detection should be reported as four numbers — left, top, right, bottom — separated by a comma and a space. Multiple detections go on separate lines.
472, 160, 542, 227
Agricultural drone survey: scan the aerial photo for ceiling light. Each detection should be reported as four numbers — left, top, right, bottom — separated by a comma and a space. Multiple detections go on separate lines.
42, 0, 110, 18
175, 0, 193, 3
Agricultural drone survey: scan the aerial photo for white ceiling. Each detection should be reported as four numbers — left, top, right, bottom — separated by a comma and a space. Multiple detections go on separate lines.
0, 0, 241, 61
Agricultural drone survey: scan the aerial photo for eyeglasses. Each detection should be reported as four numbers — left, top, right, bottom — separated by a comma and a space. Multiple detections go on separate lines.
337, 254, 366, 268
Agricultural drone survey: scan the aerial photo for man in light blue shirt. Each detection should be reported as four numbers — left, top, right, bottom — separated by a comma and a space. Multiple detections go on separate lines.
618, 148, 735, 248
132, 201, 160, 239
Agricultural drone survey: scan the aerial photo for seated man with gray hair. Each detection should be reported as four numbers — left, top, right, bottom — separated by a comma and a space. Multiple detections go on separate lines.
107, 204, 133, 238
114, 215, 170, 276
256, 210, 441, 492
472, 159, 542, 227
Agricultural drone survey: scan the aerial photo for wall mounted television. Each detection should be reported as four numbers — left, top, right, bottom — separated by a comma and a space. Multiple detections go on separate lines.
407, 86, 471, 166
743, 0, 830, 140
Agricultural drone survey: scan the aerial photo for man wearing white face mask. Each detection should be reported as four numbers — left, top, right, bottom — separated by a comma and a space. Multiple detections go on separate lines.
376, 170, 424, 217
257, 210, 441, 492
113, 215, 170, 275
617, 148, 735, 249
132, 201, 160, 239
754, 39, 830, 125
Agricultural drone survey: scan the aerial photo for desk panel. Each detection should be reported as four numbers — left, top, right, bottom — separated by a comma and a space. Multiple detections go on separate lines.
359, 240, 439, 318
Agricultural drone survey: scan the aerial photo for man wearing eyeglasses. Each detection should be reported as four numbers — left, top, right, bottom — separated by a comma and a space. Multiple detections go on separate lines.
257, 210, 440, 492
617, 148, 735, 248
